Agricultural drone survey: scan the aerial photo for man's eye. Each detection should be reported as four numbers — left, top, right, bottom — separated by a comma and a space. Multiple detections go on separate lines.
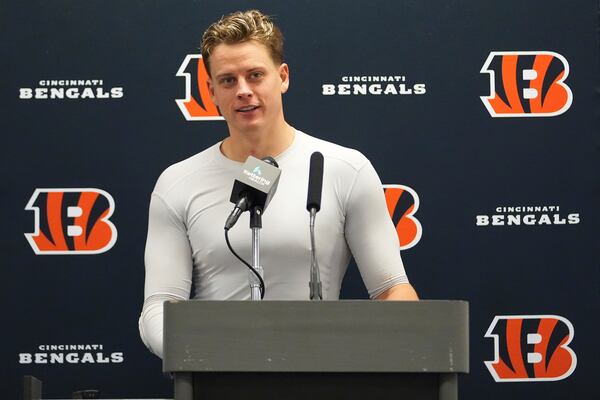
250, 72, 264, 80
220, 77, 235, 85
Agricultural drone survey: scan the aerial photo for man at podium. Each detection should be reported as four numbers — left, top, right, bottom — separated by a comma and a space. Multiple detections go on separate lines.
139, 9, 418, 358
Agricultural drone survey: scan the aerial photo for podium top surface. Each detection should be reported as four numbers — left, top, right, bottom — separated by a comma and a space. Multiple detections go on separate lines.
163, 300, 468, 373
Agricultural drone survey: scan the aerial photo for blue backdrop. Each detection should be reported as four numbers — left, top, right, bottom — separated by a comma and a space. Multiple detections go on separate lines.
2, 0, 598, 398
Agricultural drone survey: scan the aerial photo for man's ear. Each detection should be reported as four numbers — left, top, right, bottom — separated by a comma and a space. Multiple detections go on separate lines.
279, 63, 290, 93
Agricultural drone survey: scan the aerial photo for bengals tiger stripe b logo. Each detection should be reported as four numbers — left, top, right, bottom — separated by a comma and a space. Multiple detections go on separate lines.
25, 189, 117, 255
485, 315, 577, 382
176, 55, 223, 121
383, 185, 422, 250
481, 51, 572, 117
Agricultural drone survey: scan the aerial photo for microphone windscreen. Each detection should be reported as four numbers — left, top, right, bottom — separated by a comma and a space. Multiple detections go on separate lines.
306, 152, 324, 212
262, 156, 279, 168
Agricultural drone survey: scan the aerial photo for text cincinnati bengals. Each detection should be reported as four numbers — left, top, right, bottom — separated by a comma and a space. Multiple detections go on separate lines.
322, 75, 426, 95
476, 205, 580, 226
19, 344, 123, 364
19, 79, 123, 99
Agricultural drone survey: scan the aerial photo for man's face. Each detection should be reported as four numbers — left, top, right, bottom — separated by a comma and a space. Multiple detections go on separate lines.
207, 41, 289, 134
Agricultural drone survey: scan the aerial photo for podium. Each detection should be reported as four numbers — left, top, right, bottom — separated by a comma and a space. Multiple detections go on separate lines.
163, 300, 468, 400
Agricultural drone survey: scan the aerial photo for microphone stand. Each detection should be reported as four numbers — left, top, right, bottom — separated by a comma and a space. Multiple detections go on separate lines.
309, 208, 323, 300
249, 206, 264, 301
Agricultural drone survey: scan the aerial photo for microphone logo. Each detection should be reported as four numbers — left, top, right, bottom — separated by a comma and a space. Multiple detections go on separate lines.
243, 169, 271, 186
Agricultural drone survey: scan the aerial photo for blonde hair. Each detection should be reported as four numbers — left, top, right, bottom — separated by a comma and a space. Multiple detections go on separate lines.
201, 10, 284, 75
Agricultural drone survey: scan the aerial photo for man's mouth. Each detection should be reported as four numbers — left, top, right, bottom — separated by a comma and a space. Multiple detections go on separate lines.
236, 105, 260, 113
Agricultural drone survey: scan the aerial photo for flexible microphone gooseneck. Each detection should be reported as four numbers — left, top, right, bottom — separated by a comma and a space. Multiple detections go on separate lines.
306, 152, 324, 300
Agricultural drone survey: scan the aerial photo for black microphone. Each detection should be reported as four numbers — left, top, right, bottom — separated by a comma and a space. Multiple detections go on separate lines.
225, 156, 281, 230
306, 152, 324, 212
306, 152, 324, 300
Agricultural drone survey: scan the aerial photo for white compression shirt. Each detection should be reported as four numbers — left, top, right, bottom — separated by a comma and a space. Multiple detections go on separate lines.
139, 130, 409, 358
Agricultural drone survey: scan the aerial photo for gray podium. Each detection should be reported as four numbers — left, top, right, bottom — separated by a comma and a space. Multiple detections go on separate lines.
163, 300, 468, 400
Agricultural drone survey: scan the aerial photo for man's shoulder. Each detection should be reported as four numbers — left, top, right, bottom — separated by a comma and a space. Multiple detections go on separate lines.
153, 142, 221, 196
297, 131, 370, 173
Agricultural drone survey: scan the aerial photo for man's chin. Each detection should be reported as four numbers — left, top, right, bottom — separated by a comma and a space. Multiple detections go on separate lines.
230, 119, 264, 134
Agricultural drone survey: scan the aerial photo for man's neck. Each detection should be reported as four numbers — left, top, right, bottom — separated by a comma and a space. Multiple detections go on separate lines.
221, 122, 295, 162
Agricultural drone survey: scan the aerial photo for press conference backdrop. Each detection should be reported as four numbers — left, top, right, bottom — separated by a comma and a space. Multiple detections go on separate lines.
2, 0, 598, 398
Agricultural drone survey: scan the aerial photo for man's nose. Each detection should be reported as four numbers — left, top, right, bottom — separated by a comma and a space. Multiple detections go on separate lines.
236, 78, 252, 98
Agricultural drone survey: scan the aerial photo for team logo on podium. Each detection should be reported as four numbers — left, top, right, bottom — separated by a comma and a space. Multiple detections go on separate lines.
481, 51, 572, 117
485, 315, 577, 382
25, 188, 117, 255
382, 184, 422, 250
176, 55, 223, 121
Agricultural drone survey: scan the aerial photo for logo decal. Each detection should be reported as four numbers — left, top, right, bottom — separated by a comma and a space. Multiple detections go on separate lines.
476, 205, 580, 227
383, 185, 422, 250
19, 343, 124, 365
25, 189, 117, 255
481, 51, 572, 117
322, 74, 427, 96
485, 315, 577, 382
176, 55, 223, 121
19, 79, 124, 100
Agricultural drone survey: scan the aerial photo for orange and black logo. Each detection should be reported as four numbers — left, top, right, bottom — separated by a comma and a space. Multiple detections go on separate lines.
485, 315, 577, 382
176, 55, 223, 121
25, 189, 117, 255
481, 51, 572, 117
382, 185, 422, 250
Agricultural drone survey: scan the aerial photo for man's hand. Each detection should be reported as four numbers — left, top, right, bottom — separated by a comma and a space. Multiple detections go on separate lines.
375, 283, 419, 300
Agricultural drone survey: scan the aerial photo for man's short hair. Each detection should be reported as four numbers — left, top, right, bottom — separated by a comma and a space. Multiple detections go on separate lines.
201, 10, 284, 76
